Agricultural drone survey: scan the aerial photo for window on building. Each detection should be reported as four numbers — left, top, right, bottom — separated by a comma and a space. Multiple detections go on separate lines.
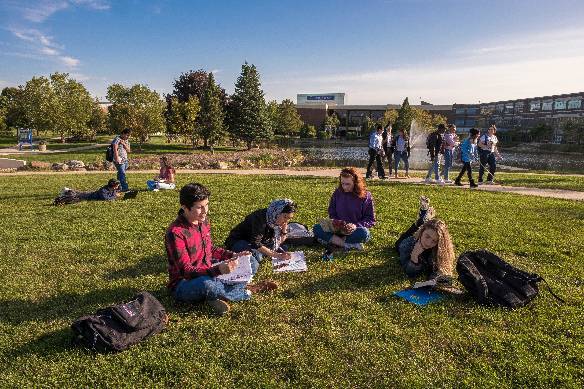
515, 102, 524, 113
465, 119, 476, 126
567, 99, 582, 109
455, 118, 465, 126
455, 108, 465, 114
554, 101, 567, 110
529, 102, 540, 111
467, 107, 479, 115
496, 105, 504, 112
542, 101, 553, 111
505, 104, 514, 113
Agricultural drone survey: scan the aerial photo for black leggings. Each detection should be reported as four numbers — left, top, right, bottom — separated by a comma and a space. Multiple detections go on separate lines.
456, 162, 473, 182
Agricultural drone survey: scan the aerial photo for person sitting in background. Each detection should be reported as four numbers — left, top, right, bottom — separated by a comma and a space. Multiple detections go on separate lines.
54, 179, 121, 205
313, 167, 376, 260
224, 199, 297, 277
394, 196, 455, 281
147, 156, 176, 191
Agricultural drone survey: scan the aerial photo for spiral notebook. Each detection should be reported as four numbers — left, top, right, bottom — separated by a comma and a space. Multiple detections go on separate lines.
271, 251, 307, 273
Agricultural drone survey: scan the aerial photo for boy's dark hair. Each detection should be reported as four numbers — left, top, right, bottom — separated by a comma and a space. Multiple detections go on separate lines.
469, 128, 479, 136
107, 179, 120, 188
282, 202, 298, 214
180, 183, 210, 208
376, 124, 383, 130
121, 128, 132, 135
437, 123, 446, 132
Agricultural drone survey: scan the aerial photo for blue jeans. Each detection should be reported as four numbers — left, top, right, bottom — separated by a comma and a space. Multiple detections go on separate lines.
425, 155, 440, 180
442, 149, 453, 180
173, 276, 250, 303
478, 150, 496, 182
394, 151, 409, 174
229, 240, 263, 275
312, 223, 371, 244
115, 161, 129, 191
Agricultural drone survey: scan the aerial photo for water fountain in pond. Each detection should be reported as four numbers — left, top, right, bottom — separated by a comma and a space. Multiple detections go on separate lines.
407, 119, 432, 169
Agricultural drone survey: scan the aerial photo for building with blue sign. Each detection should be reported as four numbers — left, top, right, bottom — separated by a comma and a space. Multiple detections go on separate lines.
297, 93, 345, 105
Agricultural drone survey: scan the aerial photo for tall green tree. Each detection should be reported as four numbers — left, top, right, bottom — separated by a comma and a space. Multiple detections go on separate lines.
411, 107, 447, 134
394, 97, 414, 134
199, 72, 226, 148
1, 87, 27, 129
106, 84, 165, 150
382, 108, 399, 127
265, 100, 279, 135
20, 76, 56, 136
167, 96, 201, 149
229, 62, 271, 149
50, 72, 94, 141
88, 100, 108, 136
276, 99, 303, 136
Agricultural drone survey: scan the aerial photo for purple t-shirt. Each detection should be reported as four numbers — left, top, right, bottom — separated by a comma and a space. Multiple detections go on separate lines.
328, 189, 376, 228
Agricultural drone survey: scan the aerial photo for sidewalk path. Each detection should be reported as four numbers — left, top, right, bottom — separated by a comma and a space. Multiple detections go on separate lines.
2, 168, 583, 201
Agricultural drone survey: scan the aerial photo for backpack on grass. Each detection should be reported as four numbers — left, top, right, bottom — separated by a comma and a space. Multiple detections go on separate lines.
456, 250, 564, 308
71, 291, 167, 352
105, 144, 114, 162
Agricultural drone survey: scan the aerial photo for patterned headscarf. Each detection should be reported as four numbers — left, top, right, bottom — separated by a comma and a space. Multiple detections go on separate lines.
266, 198, 295, 250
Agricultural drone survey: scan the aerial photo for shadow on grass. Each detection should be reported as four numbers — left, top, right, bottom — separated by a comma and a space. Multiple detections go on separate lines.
106, 254, 166, 280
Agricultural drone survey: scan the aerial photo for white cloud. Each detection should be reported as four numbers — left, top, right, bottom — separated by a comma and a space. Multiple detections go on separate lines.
22, 1, 69, 22
40, 46, 58, 55
60, 56, 80, 67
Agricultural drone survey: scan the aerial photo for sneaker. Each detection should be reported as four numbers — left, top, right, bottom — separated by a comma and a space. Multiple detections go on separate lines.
444, 179, 453, 184
419, 196, 430, 211
470, 181, 478, 188
344, 242, 364, 251
424, 177, 435, 184
206, 299, 230, 316
437, 179, 445, 186
423, 206, 436, 222
322, 250, 334, 261
405, 175, 411, 179
477, 181, 483, 186
486, 180, 495, 185
380, 176, 388, 180
454, 180, 463, 186
247, 280, 278, 294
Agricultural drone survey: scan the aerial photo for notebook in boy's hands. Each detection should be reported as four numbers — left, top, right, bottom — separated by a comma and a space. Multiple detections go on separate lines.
216, 254, 253, 284
122, 190, 138, 200
271, 251, 307, 273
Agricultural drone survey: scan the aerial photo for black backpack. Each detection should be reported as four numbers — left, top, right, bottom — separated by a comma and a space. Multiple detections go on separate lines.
426, 131, 438, 151
71, 291, 167, 352
457, 250, 564, 308
105, 143, 114, 162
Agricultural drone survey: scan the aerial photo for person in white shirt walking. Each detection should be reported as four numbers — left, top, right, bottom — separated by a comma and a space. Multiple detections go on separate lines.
366, 124, 386, 179
477, 125, 501, 184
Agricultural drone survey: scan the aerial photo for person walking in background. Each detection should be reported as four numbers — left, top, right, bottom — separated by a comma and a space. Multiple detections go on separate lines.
454, 128, 480, 188
112, 128, 132, 192
382, 124, 393, 176
477, 125, 501, 185
392, 128, 411, 178
366, 124, 386, 179
424, 123, 446, 184
441, 124, 459, 183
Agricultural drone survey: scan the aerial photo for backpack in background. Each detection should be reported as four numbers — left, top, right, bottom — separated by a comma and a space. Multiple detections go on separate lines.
456, 250, 564, 308
71, 291, 167, 352
105, 143, 114, 162
426, 131, 438, 153
286, 222, 316, 246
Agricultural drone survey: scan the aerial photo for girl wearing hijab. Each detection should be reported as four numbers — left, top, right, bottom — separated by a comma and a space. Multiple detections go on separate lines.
225, 199, 297, 274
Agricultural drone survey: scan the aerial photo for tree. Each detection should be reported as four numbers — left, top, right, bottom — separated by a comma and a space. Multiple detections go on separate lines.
563, 119, 583, 144
167, 96, 201, 148
323, 113, 340, 132
411, 107, 446, 134
50, 72, 94, 141
199, 72, 226, 148
265, 100, 279, 135
394, 97, 414, 134
20, 76, 56, 136
1, 87, 27, 130
88, 100, 108, 136
382, 108, 399, 127
106, 84, 165, 150
276, 99, 303, 136
229, 62, 271, 149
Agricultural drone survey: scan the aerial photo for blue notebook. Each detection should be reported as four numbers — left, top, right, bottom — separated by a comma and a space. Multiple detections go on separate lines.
393, 287, 445, 306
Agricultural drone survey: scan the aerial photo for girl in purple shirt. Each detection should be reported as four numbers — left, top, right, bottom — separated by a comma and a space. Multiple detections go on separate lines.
313, 167, 376, 258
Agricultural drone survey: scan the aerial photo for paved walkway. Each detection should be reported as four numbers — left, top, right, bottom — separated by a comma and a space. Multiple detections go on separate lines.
2, 168, 583, 201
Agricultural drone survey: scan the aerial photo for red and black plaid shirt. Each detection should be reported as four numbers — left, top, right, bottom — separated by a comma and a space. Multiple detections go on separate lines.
165, 210, 233, 290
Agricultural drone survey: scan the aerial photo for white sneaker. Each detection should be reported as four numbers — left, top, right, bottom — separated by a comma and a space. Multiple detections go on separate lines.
486, 180, 495, 185
444, 179, 453, 184
437, 179, 445, 186
60, 187, 71, 196
344, 242, 364, 251
424, 178, 435, 184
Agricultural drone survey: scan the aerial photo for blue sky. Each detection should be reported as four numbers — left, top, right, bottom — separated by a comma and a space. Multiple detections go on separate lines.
1, 0, 584, 104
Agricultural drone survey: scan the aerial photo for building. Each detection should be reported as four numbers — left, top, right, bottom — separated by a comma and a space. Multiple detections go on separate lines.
297, 93, 345, 106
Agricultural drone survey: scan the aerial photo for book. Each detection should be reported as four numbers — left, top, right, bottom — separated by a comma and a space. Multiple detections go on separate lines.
393, 287, 445, 306
271, 251, 307, 273
216, 255, 253, 284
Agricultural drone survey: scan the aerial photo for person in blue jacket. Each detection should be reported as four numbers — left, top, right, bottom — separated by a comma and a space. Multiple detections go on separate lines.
454, 128, 480, 188
54, 179, 122, 205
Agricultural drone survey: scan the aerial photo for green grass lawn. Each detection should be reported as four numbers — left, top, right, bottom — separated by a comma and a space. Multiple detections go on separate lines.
0, 173, 582, 387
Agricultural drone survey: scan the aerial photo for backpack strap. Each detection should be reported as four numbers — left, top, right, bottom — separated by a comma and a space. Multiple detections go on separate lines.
539, 276, 566, 304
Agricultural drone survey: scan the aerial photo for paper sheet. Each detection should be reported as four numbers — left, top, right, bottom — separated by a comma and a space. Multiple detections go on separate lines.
216, 254, 253, 284
271, 251, 307, 273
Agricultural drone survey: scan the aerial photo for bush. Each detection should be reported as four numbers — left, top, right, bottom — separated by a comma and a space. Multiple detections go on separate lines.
317, 128, 332, 140
299, 124, 316, 138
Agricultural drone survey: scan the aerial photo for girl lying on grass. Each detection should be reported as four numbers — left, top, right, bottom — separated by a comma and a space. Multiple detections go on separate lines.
147, 155, 176, 191
53, 179, 122, 205
394, 196, 455, 282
